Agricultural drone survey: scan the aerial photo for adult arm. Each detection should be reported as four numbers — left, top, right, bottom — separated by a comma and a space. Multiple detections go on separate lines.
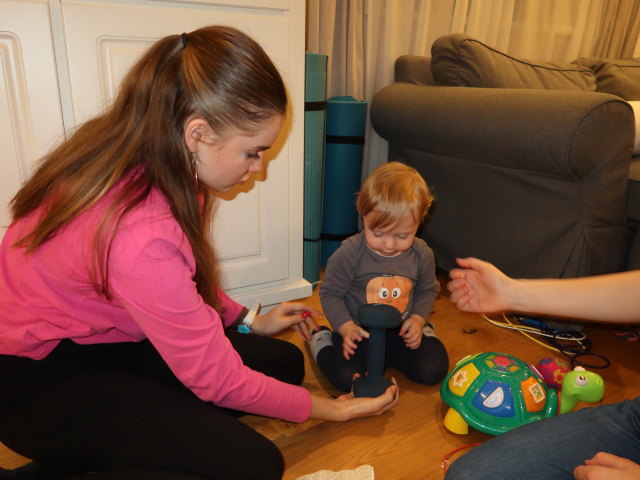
448, 257, 640, 323
109, 217, 312, 422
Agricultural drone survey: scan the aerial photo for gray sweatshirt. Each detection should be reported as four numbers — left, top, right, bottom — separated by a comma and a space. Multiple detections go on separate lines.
320, 231, 439, 331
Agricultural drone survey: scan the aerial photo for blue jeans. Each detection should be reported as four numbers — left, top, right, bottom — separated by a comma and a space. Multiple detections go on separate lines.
445, 396, 640, 479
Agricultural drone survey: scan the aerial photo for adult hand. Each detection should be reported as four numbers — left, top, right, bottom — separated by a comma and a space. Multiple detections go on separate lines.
447, 257, 514, 313
310, 376, 399, 421
338, 321, 370, 360
252, 301, 322, 340
574, 452, 640, 480
400, 314, 425, 349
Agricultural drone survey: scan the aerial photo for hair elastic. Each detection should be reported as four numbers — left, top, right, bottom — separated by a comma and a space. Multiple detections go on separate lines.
181, 32, 188, 48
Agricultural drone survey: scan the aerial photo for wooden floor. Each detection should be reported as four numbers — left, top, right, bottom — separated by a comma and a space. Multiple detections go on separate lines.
2, 273, 639, 479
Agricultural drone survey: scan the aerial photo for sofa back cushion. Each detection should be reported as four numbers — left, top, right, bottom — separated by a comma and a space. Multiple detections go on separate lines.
572, 58, 640, 100
431, 33, 597, 91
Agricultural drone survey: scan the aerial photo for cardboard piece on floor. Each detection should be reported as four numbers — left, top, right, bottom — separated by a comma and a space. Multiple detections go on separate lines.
295, 464, 374, 480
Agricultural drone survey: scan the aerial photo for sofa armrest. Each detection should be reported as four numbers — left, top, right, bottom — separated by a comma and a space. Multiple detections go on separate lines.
371, 84, 635, 179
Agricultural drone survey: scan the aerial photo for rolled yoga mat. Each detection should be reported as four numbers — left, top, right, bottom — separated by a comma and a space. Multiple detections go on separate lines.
321, 96, 368, 266
303, 53, 328, 285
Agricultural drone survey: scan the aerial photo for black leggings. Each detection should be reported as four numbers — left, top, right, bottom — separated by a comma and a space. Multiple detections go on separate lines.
0, 332, 305, 479
317, 329, 449, 393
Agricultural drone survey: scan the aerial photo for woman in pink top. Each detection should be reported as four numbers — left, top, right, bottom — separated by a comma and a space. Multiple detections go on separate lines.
0, 26, 398, 480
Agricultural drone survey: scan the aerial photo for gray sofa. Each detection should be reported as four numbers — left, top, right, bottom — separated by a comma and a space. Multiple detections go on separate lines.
371, 33, 639, 279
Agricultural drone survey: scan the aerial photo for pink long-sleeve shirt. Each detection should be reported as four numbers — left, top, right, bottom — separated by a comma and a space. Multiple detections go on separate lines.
0, 184, 311, 423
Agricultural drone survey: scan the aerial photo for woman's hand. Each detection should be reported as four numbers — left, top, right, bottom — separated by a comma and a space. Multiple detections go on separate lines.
309, 377, 399, 421
400, 315, 425, 349
574, 452, 640, 480
337, 321, 370, 360
447, 257, 514, 313
252, 301, 322, 340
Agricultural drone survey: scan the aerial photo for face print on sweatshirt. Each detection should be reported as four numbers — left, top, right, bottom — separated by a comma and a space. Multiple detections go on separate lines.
365, 275, 412, 314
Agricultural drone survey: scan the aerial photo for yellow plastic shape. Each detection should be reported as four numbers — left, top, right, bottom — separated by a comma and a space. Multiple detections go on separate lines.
448, 363, 480, 397
444, 407, 469, 434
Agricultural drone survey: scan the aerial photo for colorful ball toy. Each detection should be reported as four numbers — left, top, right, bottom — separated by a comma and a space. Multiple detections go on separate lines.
440, 352, 604, 436
536, 356, 570, 390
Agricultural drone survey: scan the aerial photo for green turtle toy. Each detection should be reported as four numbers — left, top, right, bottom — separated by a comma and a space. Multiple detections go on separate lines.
440, 352, 605, 436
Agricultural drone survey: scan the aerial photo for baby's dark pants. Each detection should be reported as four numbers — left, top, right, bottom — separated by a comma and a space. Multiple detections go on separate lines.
317, 328, 449, 393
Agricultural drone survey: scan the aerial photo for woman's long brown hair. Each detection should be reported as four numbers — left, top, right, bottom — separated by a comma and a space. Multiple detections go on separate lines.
10, 26, 287, 310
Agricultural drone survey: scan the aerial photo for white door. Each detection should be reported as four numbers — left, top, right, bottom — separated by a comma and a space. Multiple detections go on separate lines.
0, 0, 65, 240
58, 0, 306, 299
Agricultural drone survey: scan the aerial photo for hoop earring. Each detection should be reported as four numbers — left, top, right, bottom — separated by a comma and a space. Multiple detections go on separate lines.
191, 151, 199, 183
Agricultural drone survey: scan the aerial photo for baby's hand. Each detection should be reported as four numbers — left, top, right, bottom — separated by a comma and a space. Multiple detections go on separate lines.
400, 315, 425, 349
338, 321, 370, 360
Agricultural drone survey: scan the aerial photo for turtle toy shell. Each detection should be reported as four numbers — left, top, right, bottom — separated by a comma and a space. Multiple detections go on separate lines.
440, 352, 604, 436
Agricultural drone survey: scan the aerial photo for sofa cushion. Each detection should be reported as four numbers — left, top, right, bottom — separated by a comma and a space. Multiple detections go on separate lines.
431, 33, 597, 91
572, 57, 640, 100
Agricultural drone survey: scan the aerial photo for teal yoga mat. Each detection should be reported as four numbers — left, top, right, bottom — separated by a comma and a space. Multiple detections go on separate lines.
321, 96, 368, 266
303, 53, 328, 285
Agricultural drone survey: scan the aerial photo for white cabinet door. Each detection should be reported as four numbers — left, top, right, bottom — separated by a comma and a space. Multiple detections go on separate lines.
0, 0, 65, 240
58, 0, 309, 305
